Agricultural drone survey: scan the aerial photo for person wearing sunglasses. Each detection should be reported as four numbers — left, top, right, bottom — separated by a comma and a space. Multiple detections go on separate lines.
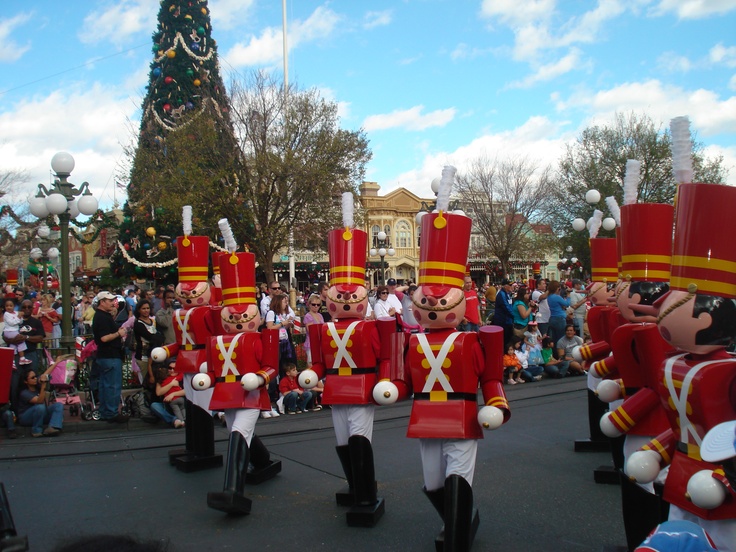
259, 281, 282, 320
372, 286, 396, 319
302, 294, 324, 366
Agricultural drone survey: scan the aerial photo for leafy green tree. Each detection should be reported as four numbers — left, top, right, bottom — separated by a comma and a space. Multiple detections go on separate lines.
455, 156, 558, 276
546, 112, 728, 275
227, 71, 372, 279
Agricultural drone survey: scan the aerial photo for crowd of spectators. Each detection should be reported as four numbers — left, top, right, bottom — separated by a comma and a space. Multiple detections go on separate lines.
0, 273, 591, 437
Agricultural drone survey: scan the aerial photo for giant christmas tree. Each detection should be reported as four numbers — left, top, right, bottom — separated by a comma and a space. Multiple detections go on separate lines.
111, 0, 240, 283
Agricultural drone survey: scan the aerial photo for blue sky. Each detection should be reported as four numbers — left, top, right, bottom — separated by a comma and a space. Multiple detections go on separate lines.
1, 0, 735, 212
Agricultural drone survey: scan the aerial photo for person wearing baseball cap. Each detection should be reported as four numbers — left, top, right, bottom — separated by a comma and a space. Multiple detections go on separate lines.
91, 290, 130, 423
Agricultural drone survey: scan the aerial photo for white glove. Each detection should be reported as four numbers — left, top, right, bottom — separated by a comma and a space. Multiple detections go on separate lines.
298, 369, 319, 389
596, 379, 622, 403
477, 406, 504, 430
599, 412, 623, 438
687, 470, 727, 510
241, 373, 265, 391
572, 346, 584, 363
151, 347, 168, 362
192, 373, 212, 391
372, 381, 398, 405
624, 450, 661, 484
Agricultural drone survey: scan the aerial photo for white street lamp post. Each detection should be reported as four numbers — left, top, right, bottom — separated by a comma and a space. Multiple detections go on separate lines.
369, 231, 395, 286
29, 152, 98, 352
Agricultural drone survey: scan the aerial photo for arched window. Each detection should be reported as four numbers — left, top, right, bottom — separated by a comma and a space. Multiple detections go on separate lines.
396, 220, 411, 248
383, 224, 391, 246
371, 225, 380, 247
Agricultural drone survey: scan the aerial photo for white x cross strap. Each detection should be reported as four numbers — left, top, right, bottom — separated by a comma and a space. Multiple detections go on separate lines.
416, 332, 460, 393
327, 321, 360, 370
664, 353, 721, 447
175, 308, 195, 347
216, 335, 241, 378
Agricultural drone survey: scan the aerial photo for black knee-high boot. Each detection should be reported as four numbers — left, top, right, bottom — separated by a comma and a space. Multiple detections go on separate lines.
335, 444, 354, 506
444, 475, 479, 552
245, 434, 282, 484
174, 401, 222, 472
345, 435, 384, 527
207, 431, 252, 514
424, 487, 446, 552
620, 475, 668, 551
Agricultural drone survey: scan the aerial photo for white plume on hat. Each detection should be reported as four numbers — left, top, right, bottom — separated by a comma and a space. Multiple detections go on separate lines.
218, 218, 238, 253
670, 116, 693, 185
342, 192, 354, 228
623, 160, 640, 206
588, 210, 603, 239
605, 196, 621, 227
436, 165, 456, 212
182, 205, 193, 235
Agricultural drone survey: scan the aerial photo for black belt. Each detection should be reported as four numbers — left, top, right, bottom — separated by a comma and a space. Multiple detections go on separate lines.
413, 392, 478, 402
181, 344, 205, 351
215, 376, 242, 383
326, 368, 376, 375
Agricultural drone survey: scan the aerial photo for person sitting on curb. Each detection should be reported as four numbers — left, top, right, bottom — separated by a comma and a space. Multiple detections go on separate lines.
16, 370, 63, 437
278, 363, 313, 414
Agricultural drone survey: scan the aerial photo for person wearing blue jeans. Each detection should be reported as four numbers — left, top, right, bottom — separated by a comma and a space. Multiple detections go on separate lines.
150, 401, 184, 427
16, 370, 63, 437
91, 291, 129, 423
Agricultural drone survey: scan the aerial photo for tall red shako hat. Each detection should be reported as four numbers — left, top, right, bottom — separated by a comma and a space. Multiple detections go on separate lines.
177, 206, 209, 293
589, 238, 618, 283
219, 252, 256, 313
209, 251, 227, 305
619, 203, 674, 283
217, 218, 256, 313
328, 192, 366, 294
417, 166, 471, 298
669, 183, 736, 298
5, 269, 18, 288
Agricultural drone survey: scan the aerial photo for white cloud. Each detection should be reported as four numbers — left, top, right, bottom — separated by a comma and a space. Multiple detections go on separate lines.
0, 13, 32, 62
509, 48, 584, 88
0, 83, 139, 207
555, 79, 736, 136
383, 116, 569, 197
363, 10, 392, 30
480, 0, 555, 27
363, 106, 456, 132
223, 6, 341, 67
658, 51, 695, 72
729, 74, 736, 91
650, 0, 736, 19
451, 43, 493, 61
209, 0, 256, 31
78, 0, 156, 47
710, 43, 736, 67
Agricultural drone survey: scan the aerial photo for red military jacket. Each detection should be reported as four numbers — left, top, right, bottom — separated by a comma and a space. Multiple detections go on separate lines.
406, 329, 505, 440
207, 331, 278, 411
603, 323, 671, 437
167, 306, 219, 374
310, 319, 381, 405
658, 351, 736, 519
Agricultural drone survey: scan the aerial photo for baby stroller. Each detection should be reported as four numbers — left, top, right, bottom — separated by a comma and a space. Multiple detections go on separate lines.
76, 336, 101, 421
45, 350, 82, 417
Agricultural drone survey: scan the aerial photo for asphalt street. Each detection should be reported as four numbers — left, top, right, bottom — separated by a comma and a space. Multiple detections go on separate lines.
0, 377, 625, 551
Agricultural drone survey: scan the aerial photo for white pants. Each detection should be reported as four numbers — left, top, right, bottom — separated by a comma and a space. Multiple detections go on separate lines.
669, 505, 736, 552
331, 404, 374, 446
224, 408, 259, 445
420, 439, 478, 491
183, 373, 214, 410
